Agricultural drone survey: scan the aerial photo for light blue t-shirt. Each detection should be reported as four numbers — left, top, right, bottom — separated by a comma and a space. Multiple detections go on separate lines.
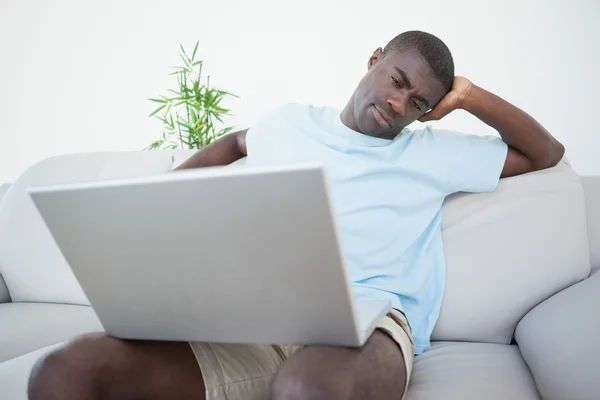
246, 103, 508, 354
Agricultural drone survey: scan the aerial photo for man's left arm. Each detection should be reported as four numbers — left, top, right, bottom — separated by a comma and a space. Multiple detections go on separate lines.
420, 76, 565, 178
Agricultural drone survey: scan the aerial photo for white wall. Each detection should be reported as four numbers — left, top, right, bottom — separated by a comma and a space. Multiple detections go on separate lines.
0, 0, 599, 183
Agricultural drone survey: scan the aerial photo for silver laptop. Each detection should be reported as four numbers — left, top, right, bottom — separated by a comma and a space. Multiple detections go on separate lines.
28, 162, 391, 347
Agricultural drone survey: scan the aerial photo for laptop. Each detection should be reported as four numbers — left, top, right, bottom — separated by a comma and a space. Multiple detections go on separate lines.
28, 162, 391, 347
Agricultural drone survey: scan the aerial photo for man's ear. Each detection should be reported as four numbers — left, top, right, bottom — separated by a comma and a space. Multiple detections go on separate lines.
368, 47, 384, 70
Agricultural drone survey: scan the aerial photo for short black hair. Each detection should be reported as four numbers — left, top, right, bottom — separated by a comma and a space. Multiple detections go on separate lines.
383, 31, 455, 92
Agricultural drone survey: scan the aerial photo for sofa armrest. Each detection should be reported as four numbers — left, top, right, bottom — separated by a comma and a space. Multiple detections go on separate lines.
582, 175, 600, 272
0, 273, 10, 303
0, 183, 10, 204
515, 271, 600, 400
0, 183, 11, 302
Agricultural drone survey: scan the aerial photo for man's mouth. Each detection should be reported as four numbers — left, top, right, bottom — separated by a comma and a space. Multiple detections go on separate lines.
372, 105, 393, 128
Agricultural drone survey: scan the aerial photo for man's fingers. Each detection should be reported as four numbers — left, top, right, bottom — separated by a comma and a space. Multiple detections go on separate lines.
418, 106, 451, 122
418, 110, 439, 122
418, 113, 435, 122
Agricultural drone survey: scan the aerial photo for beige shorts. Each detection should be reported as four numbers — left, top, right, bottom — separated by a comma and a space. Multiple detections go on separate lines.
189, 309, 415, 400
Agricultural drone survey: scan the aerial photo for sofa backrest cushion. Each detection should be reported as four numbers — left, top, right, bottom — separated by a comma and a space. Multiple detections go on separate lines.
0, 150, 195, 304
432, 159, 591, 344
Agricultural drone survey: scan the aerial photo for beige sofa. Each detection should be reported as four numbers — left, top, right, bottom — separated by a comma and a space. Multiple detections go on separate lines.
0, 150, 598, 399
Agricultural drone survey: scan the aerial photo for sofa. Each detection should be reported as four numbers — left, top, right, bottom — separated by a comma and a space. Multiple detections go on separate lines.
0, 150, 598, 400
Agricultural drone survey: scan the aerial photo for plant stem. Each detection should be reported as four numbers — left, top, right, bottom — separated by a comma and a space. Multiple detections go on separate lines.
176, 111, 184, 148
207, 75, 217, 141
182, 72, 189, 150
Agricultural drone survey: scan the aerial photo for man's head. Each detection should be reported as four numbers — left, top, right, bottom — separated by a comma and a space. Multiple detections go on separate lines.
342, 31, 454, 139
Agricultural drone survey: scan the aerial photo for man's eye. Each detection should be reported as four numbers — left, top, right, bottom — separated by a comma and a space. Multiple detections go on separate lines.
412, 101, 422, 111
391, 76, 403, 88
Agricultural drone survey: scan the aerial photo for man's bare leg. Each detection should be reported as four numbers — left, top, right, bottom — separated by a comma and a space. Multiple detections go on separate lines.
272, 330, 407, 400
28, 333, 205, 400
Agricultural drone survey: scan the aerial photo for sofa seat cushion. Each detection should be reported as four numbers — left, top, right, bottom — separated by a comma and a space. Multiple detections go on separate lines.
0, 342, 66, 400
0, 302, 103, 362
406, 342, 540, 400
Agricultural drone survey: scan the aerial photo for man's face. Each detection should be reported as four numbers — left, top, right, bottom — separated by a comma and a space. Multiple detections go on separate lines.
349, 48, 448, 138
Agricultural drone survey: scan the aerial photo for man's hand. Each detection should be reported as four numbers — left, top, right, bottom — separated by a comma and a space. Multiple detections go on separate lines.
418, 76, 473, 122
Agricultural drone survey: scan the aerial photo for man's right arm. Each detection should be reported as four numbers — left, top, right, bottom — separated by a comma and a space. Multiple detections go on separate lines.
173, 129, 248, 171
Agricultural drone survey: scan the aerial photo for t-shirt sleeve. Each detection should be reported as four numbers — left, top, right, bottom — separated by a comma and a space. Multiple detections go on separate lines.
245, 104, 290, 156
245, 103, 298, 166
433, 129, 509, 194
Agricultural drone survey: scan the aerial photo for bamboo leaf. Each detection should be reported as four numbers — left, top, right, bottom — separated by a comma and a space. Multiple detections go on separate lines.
177, 121, 193, 130
149, 104, 166, 117
213, 105, 229, 113
149, 98, 167, 104
189, 101, 202, 111
192, 41, 199, 60
179, 54, 191, 69
144, 139, 164, 150
219, 90, 239, 98
168, 67, 187, 76
179, 43, 188, 59
205, 91, 214, 108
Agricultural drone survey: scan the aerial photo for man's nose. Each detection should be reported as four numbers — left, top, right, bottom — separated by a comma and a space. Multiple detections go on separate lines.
387, 95, 407, 117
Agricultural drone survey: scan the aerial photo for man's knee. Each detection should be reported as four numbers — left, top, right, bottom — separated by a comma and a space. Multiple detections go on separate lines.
272, 331, 407, 400
28, 333, 113, 399
271, 352, 353, 400
272, 371, 351, 400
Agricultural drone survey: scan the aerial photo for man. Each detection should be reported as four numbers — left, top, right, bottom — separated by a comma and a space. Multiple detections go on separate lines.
29, 31, 564, 400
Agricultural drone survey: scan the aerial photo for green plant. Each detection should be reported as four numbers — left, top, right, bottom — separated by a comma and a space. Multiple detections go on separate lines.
146, 41, 237, 150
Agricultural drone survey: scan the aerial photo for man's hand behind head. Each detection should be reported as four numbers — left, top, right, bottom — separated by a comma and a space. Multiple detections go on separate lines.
418, 76, 473, 122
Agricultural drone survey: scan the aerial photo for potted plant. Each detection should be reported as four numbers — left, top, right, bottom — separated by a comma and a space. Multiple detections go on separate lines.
146, 41, 237, 150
